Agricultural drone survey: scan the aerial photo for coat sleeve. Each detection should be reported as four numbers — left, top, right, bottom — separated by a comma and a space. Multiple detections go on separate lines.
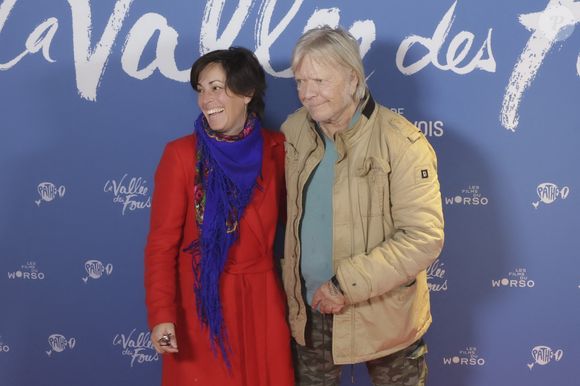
336, 133, 444, 304
144, 142, 188, 329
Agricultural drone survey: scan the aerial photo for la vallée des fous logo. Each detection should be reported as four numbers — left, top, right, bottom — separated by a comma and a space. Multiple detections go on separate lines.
491, 268, 535, 288
444, 185, 489, 206
104, 173, 151, 215
113, 328, 159, 367
46, 334, 76, 356
82, 259, 113, 283
532, 182, 569, 209
443, 346, 486, 366
35, 182, 65, 206
0, 336, 10, 353
427, 258, 447, 292
7, 261, 45, 280
528, 345, 563, 370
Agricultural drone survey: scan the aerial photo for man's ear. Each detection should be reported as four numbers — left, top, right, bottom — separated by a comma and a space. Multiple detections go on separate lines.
349, 70, 358, 96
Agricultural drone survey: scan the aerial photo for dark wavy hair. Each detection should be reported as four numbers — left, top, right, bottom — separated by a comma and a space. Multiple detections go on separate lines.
190, 47, 266, 120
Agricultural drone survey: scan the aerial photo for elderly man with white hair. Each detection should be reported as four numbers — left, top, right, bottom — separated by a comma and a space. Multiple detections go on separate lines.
281, 26, 444, 386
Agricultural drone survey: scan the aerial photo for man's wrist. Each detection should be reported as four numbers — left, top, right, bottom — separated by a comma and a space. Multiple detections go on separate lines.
330, 275, 344, 295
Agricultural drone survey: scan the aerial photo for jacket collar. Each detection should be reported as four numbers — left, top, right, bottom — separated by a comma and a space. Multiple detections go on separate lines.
299, 91, 376, 162
332, 92, 375, 161
337, 92, 375, 144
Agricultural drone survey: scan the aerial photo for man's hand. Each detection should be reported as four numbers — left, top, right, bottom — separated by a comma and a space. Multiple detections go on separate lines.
311, 280, 346, 314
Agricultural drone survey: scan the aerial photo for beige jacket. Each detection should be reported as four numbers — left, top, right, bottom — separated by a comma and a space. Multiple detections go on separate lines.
281, 95, 444, 364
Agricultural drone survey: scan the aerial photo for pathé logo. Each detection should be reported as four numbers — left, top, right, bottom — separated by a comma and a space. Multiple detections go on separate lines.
46, 334, 76, 356
35, 182, 65, 206
528, 345, 563, 369
532, 182, 569, 209
104, 173, 151, 215
0, 336, 10, 353
82, 259, 113, 283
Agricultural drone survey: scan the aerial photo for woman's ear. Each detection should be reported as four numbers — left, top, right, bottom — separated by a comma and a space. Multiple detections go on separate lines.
244, 89, 254, 105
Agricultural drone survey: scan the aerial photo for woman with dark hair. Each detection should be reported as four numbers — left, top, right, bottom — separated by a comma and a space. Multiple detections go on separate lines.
145, 47, 294, 386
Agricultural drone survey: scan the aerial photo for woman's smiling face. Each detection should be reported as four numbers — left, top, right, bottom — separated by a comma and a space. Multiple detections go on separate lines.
196, 62, 251, 135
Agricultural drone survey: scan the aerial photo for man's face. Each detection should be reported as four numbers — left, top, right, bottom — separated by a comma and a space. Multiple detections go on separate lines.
294, 56, 358, 130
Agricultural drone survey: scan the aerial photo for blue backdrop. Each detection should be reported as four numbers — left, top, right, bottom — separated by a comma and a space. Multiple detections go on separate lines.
1, 1, 579, 385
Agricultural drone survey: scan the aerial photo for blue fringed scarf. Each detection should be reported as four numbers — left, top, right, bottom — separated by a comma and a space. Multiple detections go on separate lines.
185, 113, 263, 368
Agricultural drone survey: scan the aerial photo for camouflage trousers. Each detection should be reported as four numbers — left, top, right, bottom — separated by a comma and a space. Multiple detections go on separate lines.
293, 312, 428, 386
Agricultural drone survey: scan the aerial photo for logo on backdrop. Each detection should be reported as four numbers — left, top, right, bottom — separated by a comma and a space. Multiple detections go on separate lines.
104, 174, 151, 215
501, 0, 580, 131
7, 261, 45, 280
46, 334, 76, 356
443, 346, 486, 366
527, 345, 564, 370
0, 0, 375, 100
35, 182, 65, 206
532, 182, 570, 209
444, 185, 489, 206
389, 108, 445, 138
427, 258, 448, 292
0, 335, 10, 353
396, 1, 496, 76
82, 259, 113, 283
538, 3, 577, 41
492, 267, 535, 288
1, 0, 578, 131
113, 328, 159, 367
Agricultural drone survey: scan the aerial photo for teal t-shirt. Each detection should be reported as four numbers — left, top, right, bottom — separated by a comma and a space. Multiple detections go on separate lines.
300, 129, 337, 305
300, 111, 362, 305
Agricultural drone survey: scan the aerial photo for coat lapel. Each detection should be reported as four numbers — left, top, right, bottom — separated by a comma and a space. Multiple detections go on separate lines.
240, 131, 278, 253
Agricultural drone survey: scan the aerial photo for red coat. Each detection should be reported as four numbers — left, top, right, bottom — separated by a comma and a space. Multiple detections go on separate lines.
145, 129, 294, 386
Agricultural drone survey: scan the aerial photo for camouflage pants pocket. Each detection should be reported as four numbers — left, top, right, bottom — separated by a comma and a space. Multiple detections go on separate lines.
293, 312, 428, 386
293, 312, 341, 386
366, 339, 428, 386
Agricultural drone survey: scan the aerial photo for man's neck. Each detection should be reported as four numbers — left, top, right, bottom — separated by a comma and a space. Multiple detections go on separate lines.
317, 102, 358, 139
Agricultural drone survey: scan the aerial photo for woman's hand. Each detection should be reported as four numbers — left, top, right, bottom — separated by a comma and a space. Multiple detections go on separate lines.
151, 322, 179, 354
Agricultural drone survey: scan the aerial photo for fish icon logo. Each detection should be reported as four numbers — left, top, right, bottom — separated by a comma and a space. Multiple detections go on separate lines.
532, 182, 569, 209
527, 345, 563, 369
82, 260, 113, 283
46, 334, 76, 356
35, 182, 65, 206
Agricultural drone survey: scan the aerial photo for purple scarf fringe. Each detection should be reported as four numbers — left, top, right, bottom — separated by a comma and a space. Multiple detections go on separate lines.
184, 113, 263, 368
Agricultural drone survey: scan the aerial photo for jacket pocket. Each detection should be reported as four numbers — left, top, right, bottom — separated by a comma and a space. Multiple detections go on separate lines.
284, 140, 299, 200
355, 156, 390, 217
284, 141, 299, 161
